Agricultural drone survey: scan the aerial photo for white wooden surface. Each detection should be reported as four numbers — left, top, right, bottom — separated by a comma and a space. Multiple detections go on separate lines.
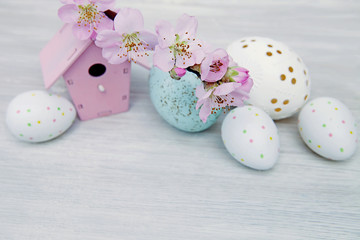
1, 0, 359, 239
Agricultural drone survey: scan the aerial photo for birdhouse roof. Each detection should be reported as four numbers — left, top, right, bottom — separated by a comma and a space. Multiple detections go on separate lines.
40, 24, 152, 89
40, 24, 93, 89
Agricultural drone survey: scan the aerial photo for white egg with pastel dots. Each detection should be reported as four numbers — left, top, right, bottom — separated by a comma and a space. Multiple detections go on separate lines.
298, 97, 358, 160
6, 90, 76, 143
227, 37, 311, 120
221, 106, 280, 170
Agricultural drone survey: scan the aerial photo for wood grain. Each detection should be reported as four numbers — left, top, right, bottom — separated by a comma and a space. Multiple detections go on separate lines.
0, 0, 359, 239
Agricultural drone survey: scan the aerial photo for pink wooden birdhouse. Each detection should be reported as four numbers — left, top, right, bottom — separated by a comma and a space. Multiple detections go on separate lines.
40, 23, 131, 121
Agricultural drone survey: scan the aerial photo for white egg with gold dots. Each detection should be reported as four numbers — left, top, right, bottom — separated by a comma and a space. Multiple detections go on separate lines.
298, 97, 358, 160
6, 90, 77, 143
227, 36, 311, 120
221, 106, 280, 170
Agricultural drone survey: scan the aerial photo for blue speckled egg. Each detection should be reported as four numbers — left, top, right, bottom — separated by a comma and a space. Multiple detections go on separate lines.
149, 67, 220, 132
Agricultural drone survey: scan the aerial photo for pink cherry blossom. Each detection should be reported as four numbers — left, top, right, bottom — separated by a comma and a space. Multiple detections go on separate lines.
200, 48, 229, 82
95, 8, 158, 64
195, 78, 254, 123
58, 0, 115, 40
153, 14, 207, 72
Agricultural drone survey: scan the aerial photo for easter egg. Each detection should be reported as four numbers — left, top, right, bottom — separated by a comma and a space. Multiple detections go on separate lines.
6, 90, 76, 142
298, 97, 358, 160
149, 67, 220, 132
221, 106, 280, 170
227, 37, 311, 120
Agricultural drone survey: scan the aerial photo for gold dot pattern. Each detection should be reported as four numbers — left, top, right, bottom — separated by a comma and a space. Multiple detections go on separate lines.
239, 40, 307, 114
271, 98, 278, 104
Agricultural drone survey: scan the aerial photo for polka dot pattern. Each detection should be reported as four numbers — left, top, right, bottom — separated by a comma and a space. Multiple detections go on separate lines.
6, 90, 76, 143
221, 106, 280, 170
227, 37, 311, 120
298, 97, 357, 160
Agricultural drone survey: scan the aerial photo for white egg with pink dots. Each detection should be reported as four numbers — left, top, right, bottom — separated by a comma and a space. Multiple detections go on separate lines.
6, 90, 76, 143
221, 106, 280, 170
298, 97, 358, 160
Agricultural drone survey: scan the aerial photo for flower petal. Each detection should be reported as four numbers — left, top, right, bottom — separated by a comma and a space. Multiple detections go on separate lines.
198, 99, 212, 123
139, 30, 158, 50
95, 14, 114, 32
213, 82, 239, 96
238, 78, 254, 93
95, 29, 122, 48
200, 53, 213, 81
195, 84, 214, 100
58, 4, 78, 23
72, 23, 92, 40
155, 20, 175, 48
153, 45, 175, 72
114, 8, 144, 34
195, 85, 207, 109
74, 0, 87, 5
229, 91, 248, 106
175, 14, 198, 39
95, 0, 116, 11
175, 50, 196, 69
189, 40, 208, 65
102, 45, 127, 64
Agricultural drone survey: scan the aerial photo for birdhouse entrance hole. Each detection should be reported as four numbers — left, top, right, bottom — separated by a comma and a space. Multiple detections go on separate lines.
89, 63, 106, 77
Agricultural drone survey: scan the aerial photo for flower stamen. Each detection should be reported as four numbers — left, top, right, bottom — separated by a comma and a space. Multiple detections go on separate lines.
77, 4, 102, 31
119, 32, 152, 62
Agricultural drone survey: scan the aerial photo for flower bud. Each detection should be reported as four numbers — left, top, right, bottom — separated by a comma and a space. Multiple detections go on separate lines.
170, 67, 186, 80
225, 66, 250, 83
